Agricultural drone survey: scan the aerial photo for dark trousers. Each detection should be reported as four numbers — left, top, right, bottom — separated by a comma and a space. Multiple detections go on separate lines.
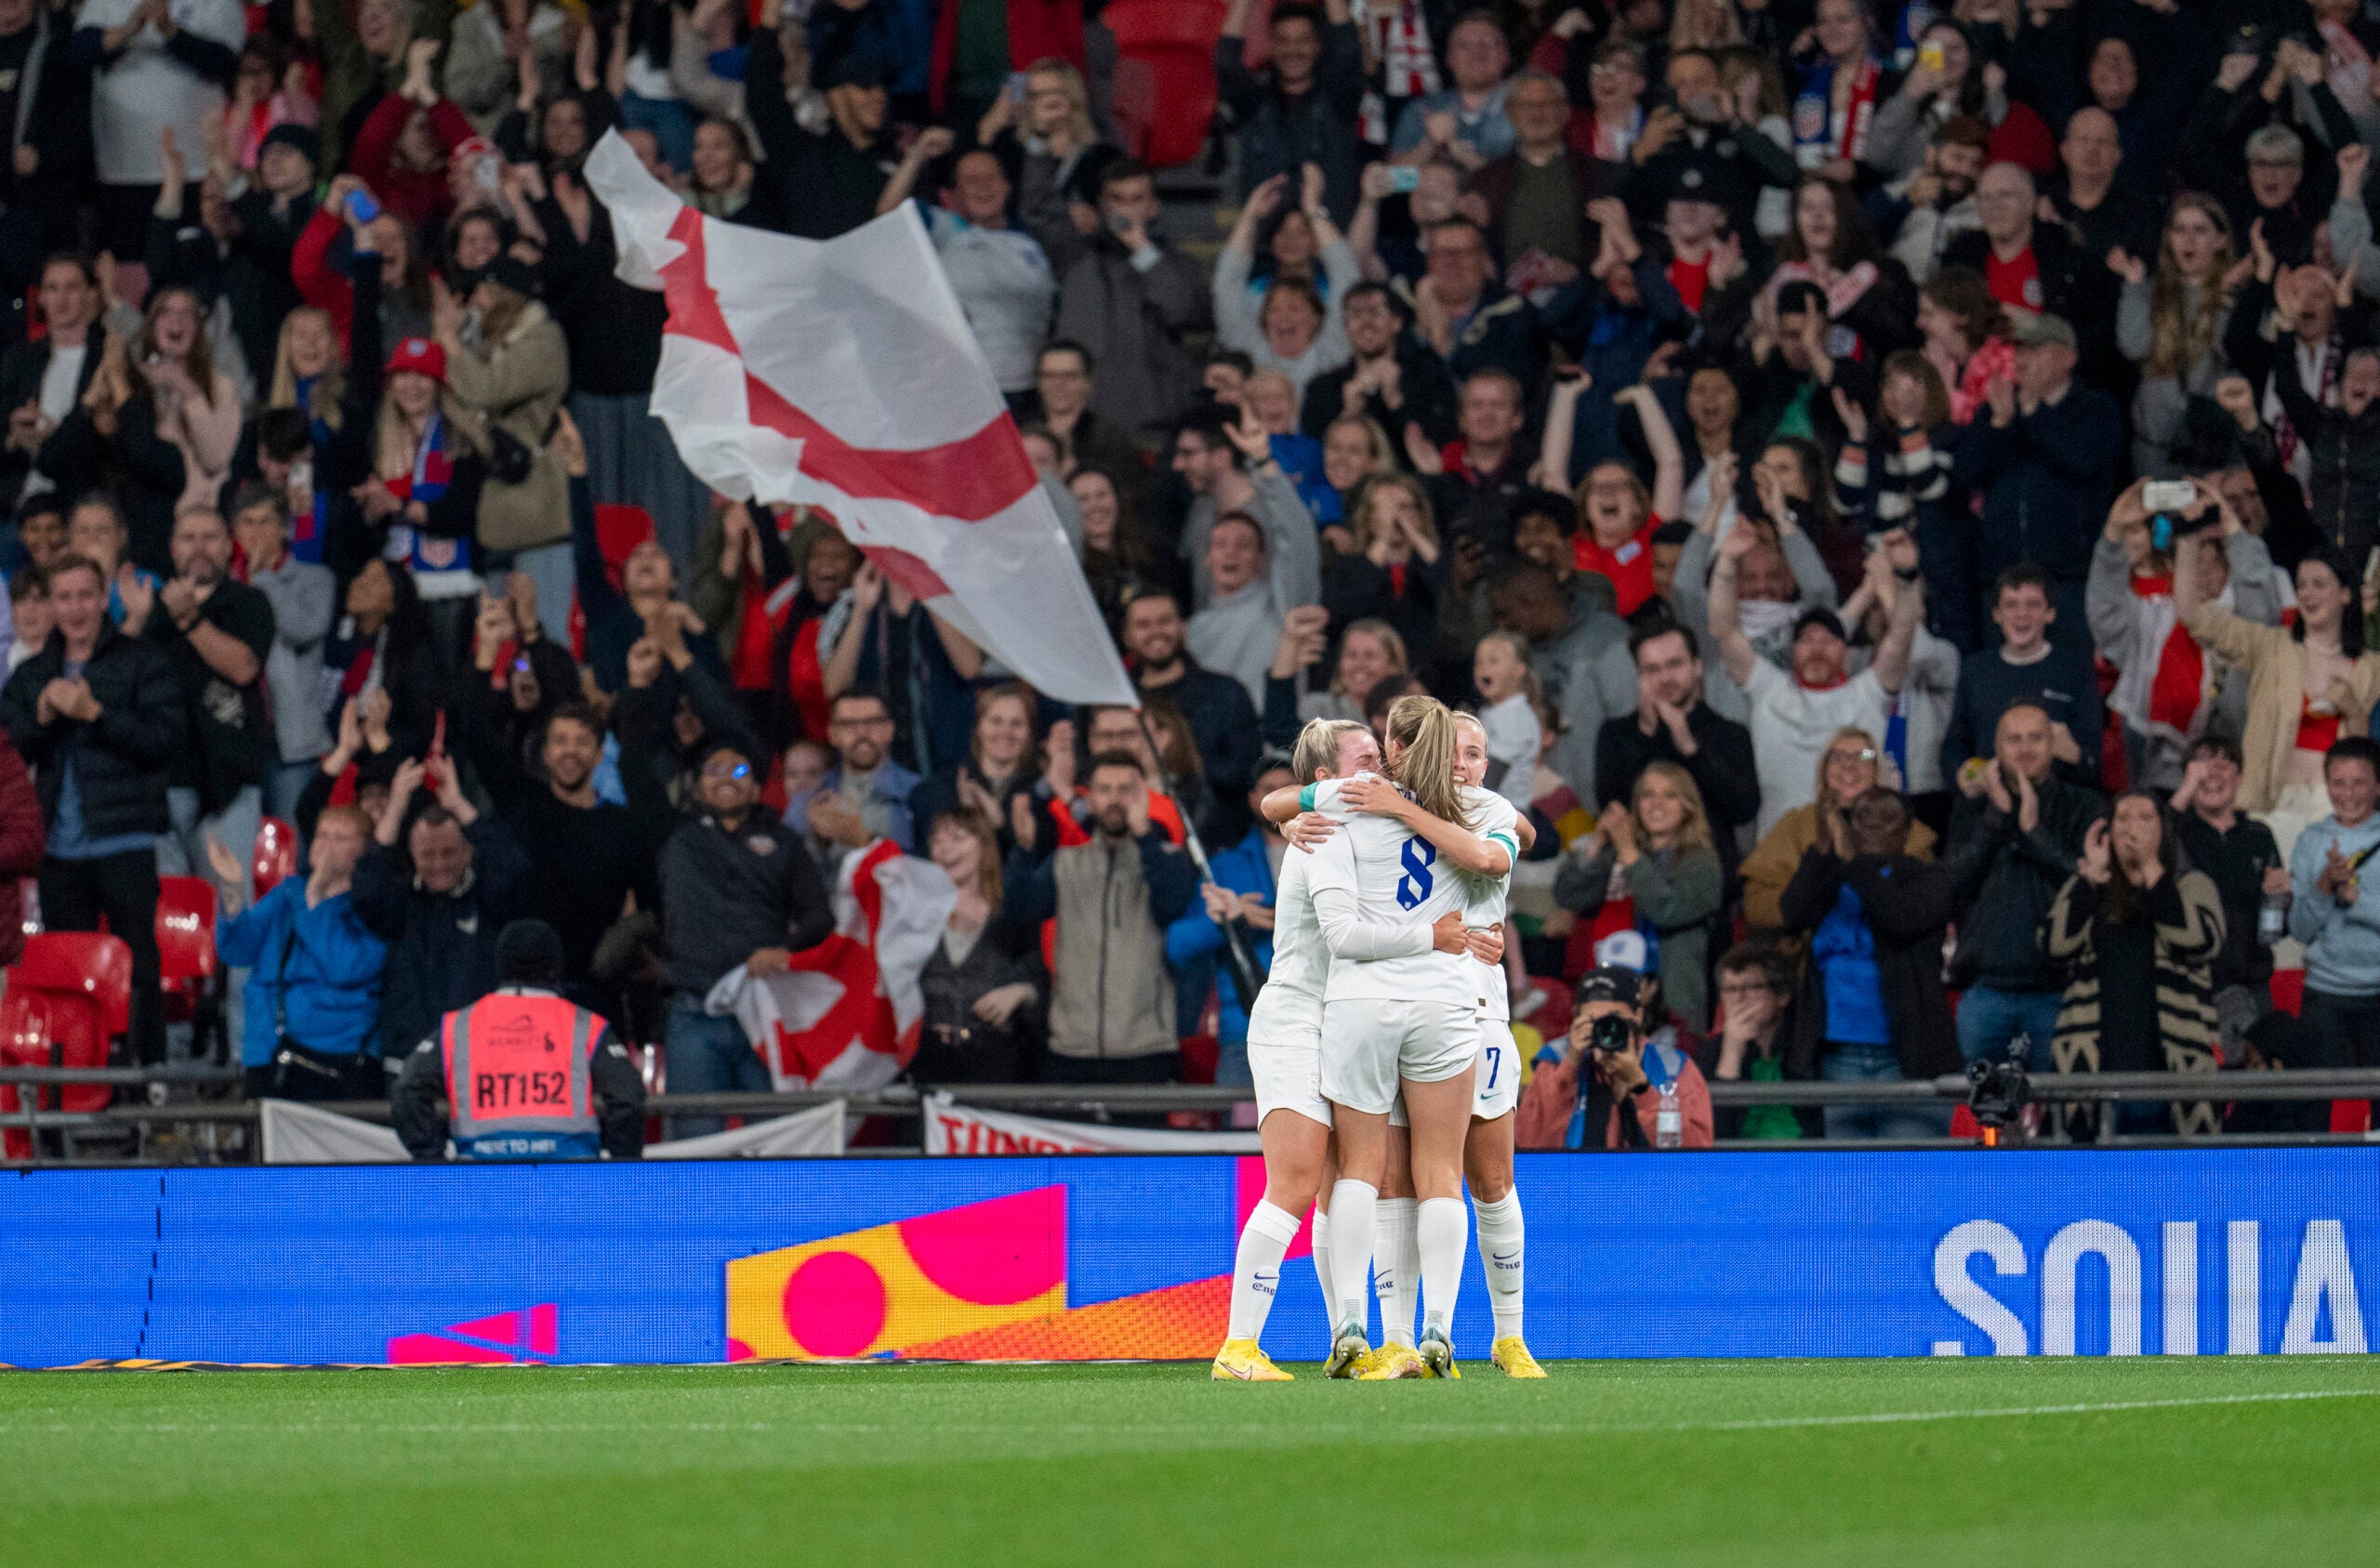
39, 850, 162, 1064
2293, 989, 2380, 1132
1039, 1050, 1180, 1085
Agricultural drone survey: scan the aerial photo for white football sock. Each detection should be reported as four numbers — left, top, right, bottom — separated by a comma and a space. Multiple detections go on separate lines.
1309, 1207, 1334, 1338
1472, 1192, 1526, 1341
1225, 1200, 1303, 1342
1417, 1197, 1469, 1341
1326, 1179, 1379, 1337
1375, 1197, 1420, 1348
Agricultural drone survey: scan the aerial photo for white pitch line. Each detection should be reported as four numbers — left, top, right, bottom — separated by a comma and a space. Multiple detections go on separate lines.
0, 1388, 2373, 1441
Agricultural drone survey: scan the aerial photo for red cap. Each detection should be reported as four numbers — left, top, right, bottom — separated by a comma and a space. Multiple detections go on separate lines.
386, 336, 446, 385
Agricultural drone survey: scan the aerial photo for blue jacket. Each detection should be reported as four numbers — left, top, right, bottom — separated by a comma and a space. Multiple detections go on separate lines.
785, 760, 922, 853
1164, 826, 1277, 1048
217, 878, 389, 1067
2289, 812, 2380, 997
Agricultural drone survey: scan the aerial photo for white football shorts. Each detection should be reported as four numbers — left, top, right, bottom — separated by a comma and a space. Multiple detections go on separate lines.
1474, 1020, 1520, 1120
1318, 998, 1481, 1116
1248, 1021, 1331, 1130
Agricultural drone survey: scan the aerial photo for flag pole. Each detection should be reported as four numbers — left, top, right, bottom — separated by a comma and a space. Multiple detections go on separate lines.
1135, 709, 1266, 1012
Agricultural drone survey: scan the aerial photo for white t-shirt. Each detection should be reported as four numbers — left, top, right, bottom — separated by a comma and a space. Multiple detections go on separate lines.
1459, 789, 1521, 1021
1305, 778, 1502, 1008
75, 0, 246, 185
20, 340, 86, 500
1743, 658, 1891, 837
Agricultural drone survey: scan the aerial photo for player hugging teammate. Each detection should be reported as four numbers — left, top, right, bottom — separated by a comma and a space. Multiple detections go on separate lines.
1212, 696, 1546, 1382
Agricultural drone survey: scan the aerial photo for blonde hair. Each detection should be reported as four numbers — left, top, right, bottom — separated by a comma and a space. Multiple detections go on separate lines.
1386, 694, 1471, 827
1324, 414, 1397, 479
374, 382, 485, 482
1291, 718, 1368, 784
1672, 0, 1743, 50
268, 306, 346, 430
1346, 471, 1440, 559
1474, 628, 1545, 712
1331, 616, 1409, 698
1635, 760, 1714, 856
1812, 725, 1880, 819
1025, 58, 1099, 148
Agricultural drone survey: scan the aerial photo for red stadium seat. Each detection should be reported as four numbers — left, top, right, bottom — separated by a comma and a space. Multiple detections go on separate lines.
1105, 0, 1225, 169
154, 877, 221, 1058
0, 932, 135, 1156
252, 819, 299, 901
1110, 54, 1155, 161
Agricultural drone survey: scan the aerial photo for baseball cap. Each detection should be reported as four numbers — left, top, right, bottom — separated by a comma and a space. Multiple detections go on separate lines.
1574, 965, 1644, 1010
385, 336, 445, 384
1792, 606, 1848, 645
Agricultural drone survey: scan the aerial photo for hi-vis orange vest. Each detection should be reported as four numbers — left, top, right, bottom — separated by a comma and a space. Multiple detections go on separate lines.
440, 991, 601, 1160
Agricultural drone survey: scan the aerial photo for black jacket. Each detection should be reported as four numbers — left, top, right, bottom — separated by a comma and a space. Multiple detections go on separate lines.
33, 392, 187, 574
1777, 848, 1964, 1081
350, 820, 536, 1057
1943, 776, 2105, 993
0, 623, 184, 838
1299, 341, 1461, 452
1593, 703, 1760, 838
0, 325, 102, 508
656, 810, 835, 995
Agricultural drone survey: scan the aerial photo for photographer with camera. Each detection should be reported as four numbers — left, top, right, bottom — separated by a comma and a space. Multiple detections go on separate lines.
2089, 474, 2286, 792
1515, 944, 1712, 1151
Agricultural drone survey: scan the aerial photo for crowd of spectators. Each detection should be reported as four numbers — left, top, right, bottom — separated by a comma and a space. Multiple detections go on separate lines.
2, 0, 2378, 1150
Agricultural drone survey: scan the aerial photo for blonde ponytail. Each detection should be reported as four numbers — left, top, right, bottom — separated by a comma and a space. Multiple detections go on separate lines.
1387, 695, 1471, 828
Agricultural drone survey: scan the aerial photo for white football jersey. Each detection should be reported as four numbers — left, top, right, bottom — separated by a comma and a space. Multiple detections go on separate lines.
1242, 801, 1336, 1043
1459, 787, 1522, 1021
1304, 778, 1480, 1008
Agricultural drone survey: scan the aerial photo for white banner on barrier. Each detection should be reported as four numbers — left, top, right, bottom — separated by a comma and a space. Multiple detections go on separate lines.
922, 1092, 1260, 1155
260, 1099, 413, 1164
261, 1098, 848, 1163
646, 1100, 847, 1159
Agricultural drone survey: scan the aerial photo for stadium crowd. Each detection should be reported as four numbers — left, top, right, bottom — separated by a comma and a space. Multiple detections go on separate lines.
0, 0, 2376, 1152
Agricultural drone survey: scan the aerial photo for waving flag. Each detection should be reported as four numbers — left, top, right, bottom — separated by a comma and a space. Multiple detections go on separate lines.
583, 132, 1133, 707
703, 839, 960, 1091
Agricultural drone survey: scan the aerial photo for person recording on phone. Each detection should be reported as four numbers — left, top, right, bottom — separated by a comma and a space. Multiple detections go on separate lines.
2089, 475, 2285, 792
1514, 951, 1713, 1152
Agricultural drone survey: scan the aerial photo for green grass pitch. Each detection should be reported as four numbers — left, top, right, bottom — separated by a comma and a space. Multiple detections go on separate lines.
3, 1356, 2375, 1565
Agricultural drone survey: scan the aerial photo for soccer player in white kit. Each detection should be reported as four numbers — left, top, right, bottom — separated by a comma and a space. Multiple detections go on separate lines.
1216, 719, 1446, 1378
1448, 712, 1546, 1377
1307, 697, 1500, 1377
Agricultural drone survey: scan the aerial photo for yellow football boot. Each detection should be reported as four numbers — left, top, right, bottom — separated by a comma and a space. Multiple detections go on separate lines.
1357, 1344, 1429, 1379
1211, 1338, 1293, 1380
1323, 1319, 1370, 1379
1490, 1336, 1548, 1378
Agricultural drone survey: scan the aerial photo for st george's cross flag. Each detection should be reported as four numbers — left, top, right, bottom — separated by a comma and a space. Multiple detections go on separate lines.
582, 130, 1134, 707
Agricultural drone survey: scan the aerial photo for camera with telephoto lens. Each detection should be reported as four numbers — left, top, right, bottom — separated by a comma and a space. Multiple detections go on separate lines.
1587, 1012, 1638, 1055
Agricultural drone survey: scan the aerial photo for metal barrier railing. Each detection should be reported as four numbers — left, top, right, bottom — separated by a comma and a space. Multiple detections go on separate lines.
4, 1065, 2377, 1164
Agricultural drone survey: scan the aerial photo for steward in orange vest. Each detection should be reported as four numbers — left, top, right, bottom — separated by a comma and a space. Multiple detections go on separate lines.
393, 920, 646, 1161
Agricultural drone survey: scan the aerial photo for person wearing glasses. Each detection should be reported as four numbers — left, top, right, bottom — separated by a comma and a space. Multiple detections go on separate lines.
783, 688, 919, 874
1740, 725, 1933, 940
656, 732, 835, 1134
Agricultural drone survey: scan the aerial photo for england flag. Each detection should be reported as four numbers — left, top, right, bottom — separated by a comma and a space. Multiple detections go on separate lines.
582, 130, 1134, 707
